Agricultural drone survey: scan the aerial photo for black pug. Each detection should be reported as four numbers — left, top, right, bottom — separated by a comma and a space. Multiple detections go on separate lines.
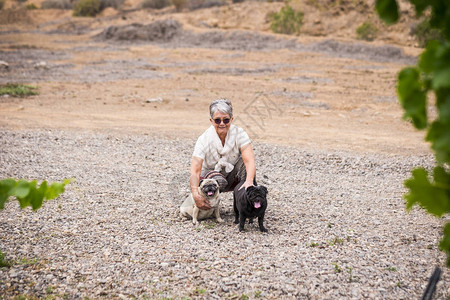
233, 180, 268, 232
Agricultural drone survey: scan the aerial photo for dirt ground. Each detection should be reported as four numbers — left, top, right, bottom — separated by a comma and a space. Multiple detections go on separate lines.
0, 0, 431, 157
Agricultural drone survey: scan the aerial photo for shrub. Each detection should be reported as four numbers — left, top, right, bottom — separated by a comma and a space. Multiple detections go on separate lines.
0, 0, 5, 10
0, 84, 39, 97
140, 0, 170, 9
73, 0, 101, 16
356, 21, 378, 41
41, 0, 72, 9
269, 3, 303, 35
171, 0, 186, 11
413, 17, 445, 48
26, 3, 38, 9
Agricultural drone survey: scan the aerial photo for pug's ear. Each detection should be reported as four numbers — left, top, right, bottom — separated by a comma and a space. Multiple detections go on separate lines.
261, 186, 268, 195
246, 186, 256, 193
199, 179, 204, 186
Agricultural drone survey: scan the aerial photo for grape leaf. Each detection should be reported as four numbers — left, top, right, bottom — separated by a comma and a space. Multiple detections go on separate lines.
404, 168, 450, 217
376, 0, 399, 25
397, 67, 427, 129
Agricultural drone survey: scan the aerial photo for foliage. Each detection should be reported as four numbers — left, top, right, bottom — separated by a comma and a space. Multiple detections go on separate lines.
269, 3, 303, 35
41, 0, 72, 9
0, 0, 5, 9
26, 3, 38, 9
0, 250, 12, 267
140, 0, 170, 9
356, 21, 378, 41
0, 178, 70, 211
73, 0, 101, 17
0, 84, 39, 97
414, 17, 445, 48
376, 0, 450, 266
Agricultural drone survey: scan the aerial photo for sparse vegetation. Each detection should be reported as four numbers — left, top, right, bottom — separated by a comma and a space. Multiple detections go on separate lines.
332, 262, 342, 273
0, 250, 12, 268
0, 83, 39, 97
140, 0, 170, 9
356, 21, 378, 41
269, 2, 303, 35
73, 0, 101, 17
41, 0, 72, 9
26, 3, 38, 9
413, 17, 445, 48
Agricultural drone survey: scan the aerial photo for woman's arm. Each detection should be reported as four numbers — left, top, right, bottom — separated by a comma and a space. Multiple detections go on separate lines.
190, 156, 211, 210
240, 144, 256, 189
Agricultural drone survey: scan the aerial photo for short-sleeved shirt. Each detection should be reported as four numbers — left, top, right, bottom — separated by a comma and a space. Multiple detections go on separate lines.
193, 124, 251, 174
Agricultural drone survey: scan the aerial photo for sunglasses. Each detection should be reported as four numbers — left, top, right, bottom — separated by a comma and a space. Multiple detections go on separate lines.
213, 118, 231, 125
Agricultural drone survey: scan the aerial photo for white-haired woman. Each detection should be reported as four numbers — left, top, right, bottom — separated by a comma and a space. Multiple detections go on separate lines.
190, 98, 256, 210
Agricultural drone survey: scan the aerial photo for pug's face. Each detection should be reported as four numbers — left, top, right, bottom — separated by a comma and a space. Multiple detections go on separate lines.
246, 186, 268, 209
199, 179, 219, 198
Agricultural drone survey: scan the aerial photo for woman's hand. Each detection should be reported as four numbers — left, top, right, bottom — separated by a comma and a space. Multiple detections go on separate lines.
193, 192, 211, 210
239, 180, 254, 191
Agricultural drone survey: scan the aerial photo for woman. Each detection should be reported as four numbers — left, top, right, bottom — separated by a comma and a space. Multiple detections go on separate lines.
190, 98, 256, 210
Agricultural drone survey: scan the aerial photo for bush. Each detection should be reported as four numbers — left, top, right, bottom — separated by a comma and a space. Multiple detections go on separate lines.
269, 3, 303, 35
141, 0, 170, 9
0, 84, 39, 97
171, 0, 186, 11
413, 17, 445, 48
41, 0, 72, 9
0, 0, 5, 10
356, 21, 378, 41
26, 3, 39, 9
73, 0, 101, 16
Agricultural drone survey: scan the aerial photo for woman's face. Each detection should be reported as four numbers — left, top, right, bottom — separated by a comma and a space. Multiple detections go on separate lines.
211, 111, 232, 136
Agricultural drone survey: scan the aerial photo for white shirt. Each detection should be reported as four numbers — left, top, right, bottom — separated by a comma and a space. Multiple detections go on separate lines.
193, 124, 251, 174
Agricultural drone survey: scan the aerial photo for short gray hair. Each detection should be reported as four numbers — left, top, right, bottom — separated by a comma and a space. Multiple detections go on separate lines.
209, 98, 233, 119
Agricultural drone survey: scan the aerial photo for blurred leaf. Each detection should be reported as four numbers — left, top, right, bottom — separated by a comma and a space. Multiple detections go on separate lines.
45, 181, 66, 200
440, 223, 450, 267
404, 168, 450, 216
13, 180, 31, 199
426, 121, 450, 163
410, 0, 429, 16
0, 178, 69, 211
397, 67, 427, 129
376, 0, 399, 25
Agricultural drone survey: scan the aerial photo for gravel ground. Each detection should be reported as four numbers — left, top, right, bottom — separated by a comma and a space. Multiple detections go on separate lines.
0, 128, 448, 299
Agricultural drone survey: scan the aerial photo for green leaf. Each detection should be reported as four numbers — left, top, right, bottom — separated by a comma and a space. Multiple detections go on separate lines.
375, 0, 399, 25
410, 0, 429, 16
426, 120, 450, 163
419, 41, 439, 74
0, 179, 15, 209
436, 89, 450, 120
13, 180, 31, 199
397, 67, 427, 129
433, 68, 450, 90
45, 181, 66, 200
404, 168, 450, 217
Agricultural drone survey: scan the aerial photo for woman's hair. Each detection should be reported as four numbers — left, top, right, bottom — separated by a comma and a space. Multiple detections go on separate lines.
209, 98, 233, 119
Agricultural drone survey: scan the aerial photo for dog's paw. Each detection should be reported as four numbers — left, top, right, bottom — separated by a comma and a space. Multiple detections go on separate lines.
192, 220, 199, 226
217, 218, 224, 223
260, 227, 268, 233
